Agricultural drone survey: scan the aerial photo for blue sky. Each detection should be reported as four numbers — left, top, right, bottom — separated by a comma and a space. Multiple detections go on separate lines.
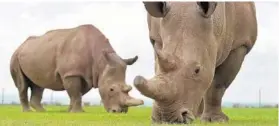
0, 2, 278, 105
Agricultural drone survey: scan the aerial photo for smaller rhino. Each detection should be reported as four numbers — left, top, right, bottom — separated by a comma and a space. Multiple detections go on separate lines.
10, 24, 143, 113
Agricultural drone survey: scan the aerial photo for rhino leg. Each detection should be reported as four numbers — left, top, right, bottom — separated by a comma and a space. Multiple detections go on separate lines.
17, 79, 31, 112
68, 101, 73, 112
67, 87, 88, 112
11, 66, 31, 112
63, 76, 84, 113
201, 46, 248, 123
30, 84, 45, 112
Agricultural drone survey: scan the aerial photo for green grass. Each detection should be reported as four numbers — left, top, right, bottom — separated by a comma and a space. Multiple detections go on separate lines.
0, 105, 277, 126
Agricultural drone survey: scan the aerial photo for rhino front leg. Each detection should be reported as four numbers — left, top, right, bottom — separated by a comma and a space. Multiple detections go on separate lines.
63, 76, 84, 113
30, 84, 45, 112
67, 86, 89, 112
201, 46, 248, 123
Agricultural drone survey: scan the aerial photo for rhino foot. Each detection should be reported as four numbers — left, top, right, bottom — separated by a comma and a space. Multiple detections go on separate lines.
30, 103, 46, 112
201, 112, 229, 123
22, 108, 32, 112
68, 105, 72, 112
34, 107, 46, 112
69, 108, 85, 113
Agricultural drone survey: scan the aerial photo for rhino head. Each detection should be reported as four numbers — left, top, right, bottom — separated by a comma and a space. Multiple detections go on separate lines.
99, 50, 144, 113
134, 2, 218, 124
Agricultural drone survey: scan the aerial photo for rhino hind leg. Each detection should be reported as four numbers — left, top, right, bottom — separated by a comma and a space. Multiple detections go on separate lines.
11, 66, 32, 112
30, 83, 45, 112
201, 46, 248, 123
63, 76, 84, 113
68, 101, 73, 112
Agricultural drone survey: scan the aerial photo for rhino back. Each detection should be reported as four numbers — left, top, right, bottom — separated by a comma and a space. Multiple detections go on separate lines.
17, 25, 105, 90
56, 25, 112, 90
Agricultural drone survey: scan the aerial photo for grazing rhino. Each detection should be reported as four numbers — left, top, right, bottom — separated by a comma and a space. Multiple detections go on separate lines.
10, 24, 143, 113
134, 2, 257, 124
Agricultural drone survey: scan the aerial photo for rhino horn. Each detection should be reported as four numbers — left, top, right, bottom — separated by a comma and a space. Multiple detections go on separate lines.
123, 85, 132, 93
133, 75, 171, 101
154, 47, 177, 72
124, 98, 144, 107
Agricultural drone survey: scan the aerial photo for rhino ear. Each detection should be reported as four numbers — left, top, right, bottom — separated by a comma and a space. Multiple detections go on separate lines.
143, 2, 170, 17
102, 49, 117, 66
197, 2, 217, 18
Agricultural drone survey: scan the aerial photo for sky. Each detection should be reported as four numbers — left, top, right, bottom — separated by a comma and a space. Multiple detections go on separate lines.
0, 1, 278, 105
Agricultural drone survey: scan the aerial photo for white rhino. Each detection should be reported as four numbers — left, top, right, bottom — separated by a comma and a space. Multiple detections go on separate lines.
134, 2, 257, 124
10, 24, 143, 113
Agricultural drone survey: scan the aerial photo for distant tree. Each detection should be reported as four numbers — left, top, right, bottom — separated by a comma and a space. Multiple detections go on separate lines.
244, 105, 250, 108
10, 101, 19, 105
232, 103, 243, 108
42, 102, 49, 106
54, 102, 62, 106
100, 100, 103, 106
262, 105, 273, 108
83, 102, 91, 106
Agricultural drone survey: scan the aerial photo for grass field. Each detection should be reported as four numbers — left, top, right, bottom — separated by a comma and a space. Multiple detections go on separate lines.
0, 105, 277, 126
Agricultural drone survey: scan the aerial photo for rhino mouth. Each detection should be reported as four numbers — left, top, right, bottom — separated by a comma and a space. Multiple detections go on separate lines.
152, 115, 194, 124
152, 105, 195, 124
108, 106, 129, 113
170, 118, 189, 124
160, 115, 194, 124
120, 107, 128, 113
166, 113, 194, 124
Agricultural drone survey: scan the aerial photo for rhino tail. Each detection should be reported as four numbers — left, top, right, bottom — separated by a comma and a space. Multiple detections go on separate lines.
10, 52, 30, 90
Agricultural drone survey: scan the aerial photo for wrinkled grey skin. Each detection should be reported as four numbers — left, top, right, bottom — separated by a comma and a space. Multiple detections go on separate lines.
134, 2, 257, 124
10, 24, 143, 113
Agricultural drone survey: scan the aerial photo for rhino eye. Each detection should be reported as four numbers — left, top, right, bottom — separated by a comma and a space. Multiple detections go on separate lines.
110, 88, 114, 91
195, 68, 200, 74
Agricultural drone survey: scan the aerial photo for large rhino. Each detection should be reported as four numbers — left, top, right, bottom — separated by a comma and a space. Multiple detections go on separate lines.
10, 24, 143, 113
134, 2, 257, 124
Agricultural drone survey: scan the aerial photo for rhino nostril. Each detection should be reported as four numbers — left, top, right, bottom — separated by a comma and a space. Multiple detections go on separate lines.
195, 68, 200, 74
180, 109, 195, 124
181, 111, 188, 117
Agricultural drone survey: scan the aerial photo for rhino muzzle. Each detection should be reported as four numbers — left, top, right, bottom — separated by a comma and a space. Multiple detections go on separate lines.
134, 75, 197, 124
